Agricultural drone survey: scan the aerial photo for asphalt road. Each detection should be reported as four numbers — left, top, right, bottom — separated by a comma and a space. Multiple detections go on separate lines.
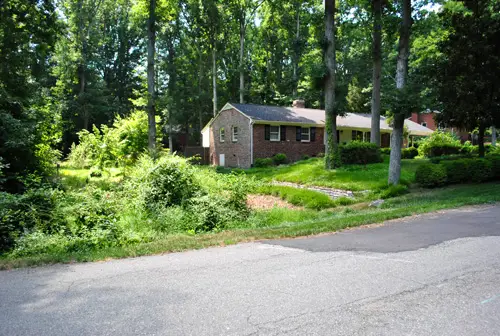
1, 205, 500, 336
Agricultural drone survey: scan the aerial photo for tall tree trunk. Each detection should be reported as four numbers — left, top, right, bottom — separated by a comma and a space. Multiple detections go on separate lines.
492, 126, 497, 146
388, 0, 412, 185
212, 46, 217, 116
478, 124, 486, 157
147, 0, 156, 152
324, 0, 339, 169
370, 0, 382, 146
292, 3, 300, 98
239, 19, 245, 104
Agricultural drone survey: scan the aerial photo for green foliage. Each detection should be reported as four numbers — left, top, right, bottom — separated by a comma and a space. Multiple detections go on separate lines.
254, 158, 274, 168
468, 159, 493, 183
339, 141, 382, 165
380, 148, 391, 155
402, 147, 418, 159
441, 159, 470, 184
273, 153, 288, 165
415, 163, 447, 188
131, 155, 200, 210
257, 185, 337, 210
67, 111, 156, 169
378, 184, 409, 199
418, 131, 461, 157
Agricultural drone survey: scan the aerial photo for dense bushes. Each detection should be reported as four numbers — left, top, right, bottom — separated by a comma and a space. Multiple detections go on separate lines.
67, 111, 160, 169
339, 141, 382, 164
416, 155, 500, 188
254, 158, 274, 168
402, 147, 418, 159
380, 148, 391, 155
415, 163, 447, 188
1, 153, 253, 256
418, 131, 461, 157
273, 153, 288, 165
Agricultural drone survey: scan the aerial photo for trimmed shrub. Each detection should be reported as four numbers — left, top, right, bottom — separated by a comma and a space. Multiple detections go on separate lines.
380, 148, 391, 155
486, 155, 500, 179
468, 158, 493, 183
402, 147, 418, 159
254, 158, 274, 168
339, 141, 382, 165
415, 163, 447, 188
441, 159, 470, 184
418, 131, 461, 157
273, 153, 288, 165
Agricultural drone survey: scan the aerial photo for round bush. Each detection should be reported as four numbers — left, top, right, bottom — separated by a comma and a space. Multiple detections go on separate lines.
486, 155, 500, 179
339, 141, 382, 165
415, 163, 447, 188
138, 156, 200, 209
254, 158, 274, 168
273, 153, 288, 165
402, 147, 418, 159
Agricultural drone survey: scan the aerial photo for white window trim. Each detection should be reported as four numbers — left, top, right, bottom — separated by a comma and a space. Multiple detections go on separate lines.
232, 126, 238, 142
421, 122, 427, 127
301, 127, 310, 142
270, 125, 280, 142
219, 128, 225, 143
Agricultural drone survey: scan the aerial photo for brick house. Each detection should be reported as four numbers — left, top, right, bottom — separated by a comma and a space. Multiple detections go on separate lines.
409, 110, 470, 142
202, 101, 434, 168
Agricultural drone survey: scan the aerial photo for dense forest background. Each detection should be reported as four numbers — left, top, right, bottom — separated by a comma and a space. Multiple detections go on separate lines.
1, 0, 499, 191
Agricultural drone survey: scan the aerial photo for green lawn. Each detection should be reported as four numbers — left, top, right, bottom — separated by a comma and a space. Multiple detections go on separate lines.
2, 182, 499, 269
241, 156, 428, 191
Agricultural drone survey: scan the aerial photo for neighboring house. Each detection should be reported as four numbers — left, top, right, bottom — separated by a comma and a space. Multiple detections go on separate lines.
409, 110, 470, 142
201, 100, 434, 168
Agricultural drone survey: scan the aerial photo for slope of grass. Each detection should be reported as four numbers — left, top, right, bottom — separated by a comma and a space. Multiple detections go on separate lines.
256, 185, 355, 209
2, 182, 499, 269
243, 157, 428, 191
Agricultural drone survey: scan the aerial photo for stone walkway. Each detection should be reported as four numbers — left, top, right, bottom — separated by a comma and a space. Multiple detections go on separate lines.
272, 181, 355, 199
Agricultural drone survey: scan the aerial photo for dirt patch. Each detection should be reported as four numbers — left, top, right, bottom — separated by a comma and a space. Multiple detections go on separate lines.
247, 194, 303, 210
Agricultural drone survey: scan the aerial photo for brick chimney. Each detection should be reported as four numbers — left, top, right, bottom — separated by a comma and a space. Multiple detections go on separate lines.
292, 99, 305, 108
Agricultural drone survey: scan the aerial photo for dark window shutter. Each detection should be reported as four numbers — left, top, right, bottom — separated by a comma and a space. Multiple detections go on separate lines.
280, 126, 286, 141
311, 127, 316, 142
265, 125, 270, 140
296, 127, 302, 141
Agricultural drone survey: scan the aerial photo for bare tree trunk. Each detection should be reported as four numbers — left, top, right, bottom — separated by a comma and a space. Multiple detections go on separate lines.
324, 0, 339, 170
239, 19, 245, 104
492, 126, 497, 146
212, 46, 217, 116
370, 0, 382, 146
292, 3, 300, 98
388, 0, 412, 185
168, 111, 173, 151
147, 0, 156, 152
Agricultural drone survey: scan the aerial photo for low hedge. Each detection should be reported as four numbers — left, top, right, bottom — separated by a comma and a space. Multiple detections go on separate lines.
254, 158, 274, 168
428, 144, 461, 157
415, 163, 447, 188
380, 148, 391, 155
402, 147, 418, 159
416, 155, 500, 188
339, 141, 382, 165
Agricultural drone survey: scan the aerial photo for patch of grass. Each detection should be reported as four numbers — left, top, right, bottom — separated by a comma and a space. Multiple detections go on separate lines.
59, 167, 123, 190
2, 182, 499, 270
242, 157, 428, 191
257, 185, 337, 209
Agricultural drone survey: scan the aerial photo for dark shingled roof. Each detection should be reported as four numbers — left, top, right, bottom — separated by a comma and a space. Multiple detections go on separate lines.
225, 103, 433, 136
230, 103, 324, 124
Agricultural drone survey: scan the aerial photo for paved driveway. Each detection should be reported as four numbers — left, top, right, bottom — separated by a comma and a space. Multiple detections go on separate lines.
1, 205, 500, 335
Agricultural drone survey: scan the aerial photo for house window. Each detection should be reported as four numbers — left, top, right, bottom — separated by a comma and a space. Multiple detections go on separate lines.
301, 127, 310, 142
421, 122, 427, 127
270, 126, 280, 141
232, 126, 238, 142
352, 130, 363, 141
219, 128, 225, 142
364, 132, 371, 142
